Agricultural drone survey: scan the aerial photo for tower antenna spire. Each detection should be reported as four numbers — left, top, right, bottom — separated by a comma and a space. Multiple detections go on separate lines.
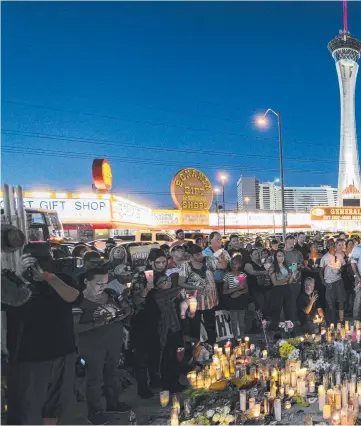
343, 0, 348, 33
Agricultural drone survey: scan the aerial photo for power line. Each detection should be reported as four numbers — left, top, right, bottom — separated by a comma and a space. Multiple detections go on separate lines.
1, 145, 341, 175
2, 128, 345, 166
2, 100, 338, 148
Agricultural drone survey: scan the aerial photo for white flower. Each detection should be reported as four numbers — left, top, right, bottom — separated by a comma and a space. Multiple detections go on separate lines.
278, 339, 287, 347
288, 349, 300, 360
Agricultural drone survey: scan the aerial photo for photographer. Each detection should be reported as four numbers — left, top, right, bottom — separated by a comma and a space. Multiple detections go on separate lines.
75, 266, 132, 425
5, 243, 82, 425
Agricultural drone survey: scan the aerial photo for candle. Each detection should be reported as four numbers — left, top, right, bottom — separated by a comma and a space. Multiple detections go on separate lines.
240, 390, 246, 412
335, 387, 342, 410
309, 381, 315, 393
299, 379, 306, 396
188, 296, 197, 315
225, 346, 231, 358
285, 400, 291, 410
288, 388, 295, 398
271, 381, 277, 398
323, 404, 331, 419
274, 398, 282, 421
279, 387, 285, 398
271, 368, 278, 381
263, 394, 270, 415
253, 403, 261, 418
250, 343, 255, 352
249, 397, 255, 410
213, 343, 219, 353
327, 388, 335, 405
313, 257, 317, 267
244, 336, 250, 349
340, 408, 348, 425
291, 371, 297, 388
342, 383, 348, 408
319, 385, 326, 411
262, 349, 268, 359
160, 390, 170, 407
312, 333, 316, 340
172, 395, 180, 415
170, 408, 179, 426
345, 321, 350, 333
357, 330, 361, 344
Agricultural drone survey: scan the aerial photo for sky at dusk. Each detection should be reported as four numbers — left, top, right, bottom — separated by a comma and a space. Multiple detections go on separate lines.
2, 1, 361, 209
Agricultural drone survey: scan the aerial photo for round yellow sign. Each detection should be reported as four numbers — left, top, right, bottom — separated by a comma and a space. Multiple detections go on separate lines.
170, 168, 213, 211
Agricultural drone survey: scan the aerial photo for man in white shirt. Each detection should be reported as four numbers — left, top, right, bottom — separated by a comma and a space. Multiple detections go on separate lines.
350, 243, 361, 320
320, 239, 346, 324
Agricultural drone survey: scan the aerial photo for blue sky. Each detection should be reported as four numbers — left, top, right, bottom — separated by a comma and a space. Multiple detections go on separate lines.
2, 1, 361, 209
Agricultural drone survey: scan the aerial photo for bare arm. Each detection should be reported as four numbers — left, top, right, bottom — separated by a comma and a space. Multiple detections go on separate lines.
43, 272, 80, 303
351, 263, 361, 280
244, 264, 267, 276
270, 272, 288, 286
319, 267, 326, 285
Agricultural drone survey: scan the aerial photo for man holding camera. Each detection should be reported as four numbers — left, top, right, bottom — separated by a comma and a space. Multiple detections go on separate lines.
5, 243, 82, 425
74, 266, 132, 425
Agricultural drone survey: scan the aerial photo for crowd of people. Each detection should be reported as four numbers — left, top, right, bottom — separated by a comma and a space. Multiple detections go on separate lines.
2, 227, 361, 425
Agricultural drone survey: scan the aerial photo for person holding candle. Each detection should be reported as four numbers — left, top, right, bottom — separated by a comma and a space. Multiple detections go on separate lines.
145, 274, 185, 393
297, 277, 325, 332
320, 239, 347, 324
268, 250, 295, 330
244, 249, 271, 322
350, 241, 361, 321
222, 255, 248, 339
179, 244, 226, 345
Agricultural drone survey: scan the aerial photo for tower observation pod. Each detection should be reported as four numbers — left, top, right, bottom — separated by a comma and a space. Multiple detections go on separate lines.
328, 1, 361, 206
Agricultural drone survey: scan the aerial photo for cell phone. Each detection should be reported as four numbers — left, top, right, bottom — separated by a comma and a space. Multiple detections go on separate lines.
290, 263, 297, 272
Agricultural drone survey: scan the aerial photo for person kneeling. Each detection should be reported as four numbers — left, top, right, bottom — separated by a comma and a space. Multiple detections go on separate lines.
297, 277, 325, 333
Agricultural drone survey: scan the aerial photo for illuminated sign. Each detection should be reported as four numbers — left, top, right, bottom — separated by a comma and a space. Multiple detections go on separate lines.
92, 159, 113, 191
152, 211, 181, 226
311, 206, 361, 221
0, 197, 112, 222
112, 196, 153, 225
170, 168, 213, 211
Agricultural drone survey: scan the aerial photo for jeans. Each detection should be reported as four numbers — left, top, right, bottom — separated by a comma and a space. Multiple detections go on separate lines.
229, 310, 245, 339
354, 286, 361, 321
270, 284, 294, 327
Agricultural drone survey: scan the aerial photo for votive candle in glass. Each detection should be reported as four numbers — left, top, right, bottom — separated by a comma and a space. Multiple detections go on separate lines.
323, 404, 331, 419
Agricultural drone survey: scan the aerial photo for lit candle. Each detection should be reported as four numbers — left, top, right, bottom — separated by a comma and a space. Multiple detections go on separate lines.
248, 397, 255, 410
299, 379, 306, 396
271, 368, 278, 381
309, 381, 315, 393
323, 404, 331, 419
225, 346, 231, 358
279, 387, 285, 398
187, 371, 197, 387
253, 403, 261, 418
319, 385, 326, 411
244, 336, 250, 350
274, 398, 282, 421
335, 387, 342, 410
330, 323, 335, 330
327, 388, 335, 405
213, 343, 219, 353
188, 296, 197, 315
250, 343, 255, 352
262, 349, 268, 359
288, 388, 295, 398
170, 408, 179, 426
240, 390, 246, 412
285, 400, 291, 410
345, 321, 350, 333
312, 333, 316, 340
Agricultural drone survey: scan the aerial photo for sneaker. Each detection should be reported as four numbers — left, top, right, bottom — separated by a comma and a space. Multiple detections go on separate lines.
106, 402, 132, 414
87, 411, 110, 425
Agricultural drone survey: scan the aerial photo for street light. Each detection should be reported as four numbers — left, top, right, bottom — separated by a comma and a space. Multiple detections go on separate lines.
272, 178, 280, 236
214, 188, 220, 229
244, 197, 250, 234
257, 109, 286, 242
220, 175, 227, 236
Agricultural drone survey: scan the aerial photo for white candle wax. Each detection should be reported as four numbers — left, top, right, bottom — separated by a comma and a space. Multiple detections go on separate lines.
274, 398, 282, 421
240, 391, 246, 412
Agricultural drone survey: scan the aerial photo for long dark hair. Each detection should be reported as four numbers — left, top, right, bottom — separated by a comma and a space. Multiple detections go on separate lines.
272, 249, 288, 275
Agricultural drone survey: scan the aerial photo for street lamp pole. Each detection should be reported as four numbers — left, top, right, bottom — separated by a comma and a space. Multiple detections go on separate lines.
214, 188, 220, 230
244, 197, 250, 235
272, 178, 279, 236
258, 109, 286, 242
220, 175, 227, 236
